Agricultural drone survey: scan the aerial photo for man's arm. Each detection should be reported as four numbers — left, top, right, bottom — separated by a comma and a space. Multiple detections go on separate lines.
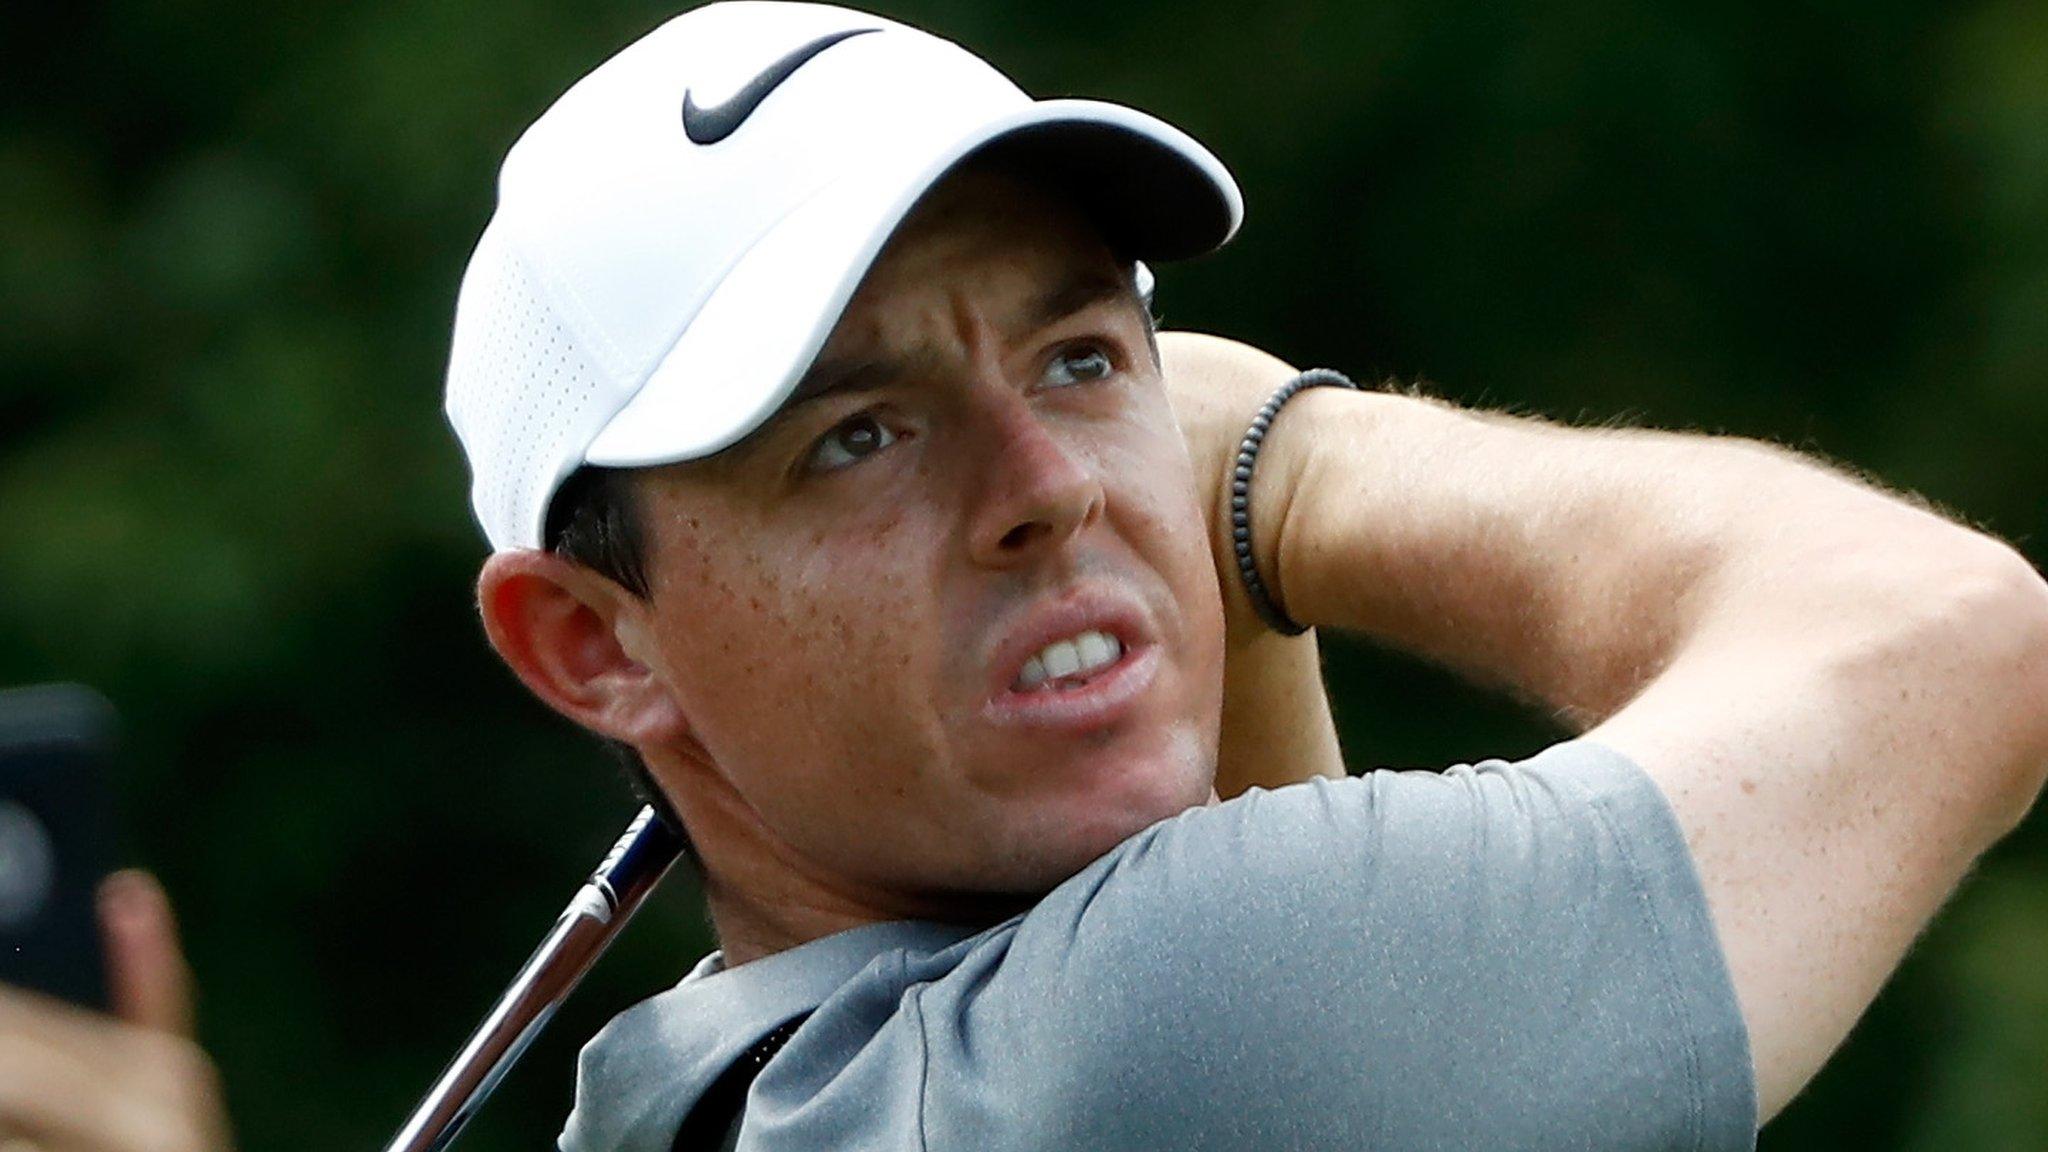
1159, 331, 2048, 1122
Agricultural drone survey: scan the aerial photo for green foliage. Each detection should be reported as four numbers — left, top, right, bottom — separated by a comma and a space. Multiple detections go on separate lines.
3, 0, 2043, 1147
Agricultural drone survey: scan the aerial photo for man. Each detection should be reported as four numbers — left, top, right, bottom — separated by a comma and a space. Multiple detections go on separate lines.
446, 3, 2047, 1149
3, 2, 2044, 1150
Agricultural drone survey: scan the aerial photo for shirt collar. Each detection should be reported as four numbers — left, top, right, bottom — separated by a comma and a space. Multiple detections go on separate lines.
560, 919, 980, 1152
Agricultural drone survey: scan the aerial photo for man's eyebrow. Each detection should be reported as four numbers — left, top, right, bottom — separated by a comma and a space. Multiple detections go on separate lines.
1022, 267, 1143, 333
783, 355, 903, 412
725, 357, 895, 457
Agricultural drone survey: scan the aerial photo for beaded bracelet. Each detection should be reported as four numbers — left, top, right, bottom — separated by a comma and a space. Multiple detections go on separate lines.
1230, 368, 1359, 635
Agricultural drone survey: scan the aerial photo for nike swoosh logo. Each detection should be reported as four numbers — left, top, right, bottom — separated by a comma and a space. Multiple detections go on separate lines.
682, 28, 880, 145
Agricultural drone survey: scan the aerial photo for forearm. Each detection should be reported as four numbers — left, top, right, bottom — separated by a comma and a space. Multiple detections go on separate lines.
1260, 387, 2001, 726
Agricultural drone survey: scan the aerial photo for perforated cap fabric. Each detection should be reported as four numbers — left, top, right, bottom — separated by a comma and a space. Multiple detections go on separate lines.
445, 1, 1244, 552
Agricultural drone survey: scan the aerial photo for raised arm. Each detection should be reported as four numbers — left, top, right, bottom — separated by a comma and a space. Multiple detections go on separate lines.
1159, 331, 2048, 1123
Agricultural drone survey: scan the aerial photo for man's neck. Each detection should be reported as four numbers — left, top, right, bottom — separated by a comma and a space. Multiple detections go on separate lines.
658, 752, 1042, 965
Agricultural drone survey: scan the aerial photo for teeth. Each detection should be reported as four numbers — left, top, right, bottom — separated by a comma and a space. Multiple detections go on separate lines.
1076, 631, 1115, 670
1044, 640, 1082, 679
1013, 629, 1124, 691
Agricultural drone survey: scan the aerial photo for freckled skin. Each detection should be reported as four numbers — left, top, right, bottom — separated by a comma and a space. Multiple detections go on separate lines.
623, 169, 1227, 949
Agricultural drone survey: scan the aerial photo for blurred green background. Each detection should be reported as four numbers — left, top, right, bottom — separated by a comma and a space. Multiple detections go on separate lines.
4, 0, 2045, 1147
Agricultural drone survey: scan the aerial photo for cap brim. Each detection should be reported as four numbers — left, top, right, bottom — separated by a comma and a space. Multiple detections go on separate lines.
580, 98, 1241, 471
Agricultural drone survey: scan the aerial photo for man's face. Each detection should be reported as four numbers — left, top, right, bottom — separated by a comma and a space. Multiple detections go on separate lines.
628, 167, 1226, 914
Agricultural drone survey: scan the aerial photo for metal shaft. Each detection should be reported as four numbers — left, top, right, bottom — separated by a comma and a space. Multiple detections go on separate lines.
382, 807, 685, 1152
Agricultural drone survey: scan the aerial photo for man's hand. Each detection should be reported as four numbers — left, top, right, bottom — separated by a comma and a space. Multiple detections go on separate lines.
0, 872, 232, 1152
1157, 331, 1344, 798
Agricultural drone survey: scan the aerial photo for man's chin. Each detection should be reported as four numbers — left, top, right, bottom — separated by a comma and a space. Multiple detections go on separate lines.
974, 774, 1214, 891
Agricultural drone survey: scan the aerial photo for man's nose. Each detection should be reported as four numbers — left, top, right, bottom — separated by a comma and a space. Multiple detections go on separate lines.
962, 393, 1105, 569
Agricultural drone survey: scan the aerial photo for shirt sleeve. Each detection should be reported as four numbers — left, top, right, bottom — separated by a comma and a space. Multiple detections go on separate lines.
912, 740, 1757, 1151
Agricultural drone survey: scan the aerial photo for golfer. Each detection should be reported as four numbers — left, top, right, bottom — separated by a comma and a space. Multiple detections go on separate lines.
5, 2, 2046, 1150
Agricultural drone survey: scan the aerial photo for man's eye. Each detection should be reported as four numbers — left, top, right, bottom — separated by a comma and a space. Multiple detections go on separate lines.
805, 413, 898, 473
1043, 346, 1114, 388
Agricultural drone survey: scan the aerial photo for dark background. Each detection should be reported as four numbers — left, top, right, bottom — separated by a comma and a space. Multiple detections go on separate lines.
4, 0, 2045, 1147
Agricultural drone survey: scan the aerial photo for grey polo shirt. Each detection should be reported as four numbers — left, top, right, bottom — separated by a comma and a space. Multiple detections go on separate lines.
560, 740, 1756, 1150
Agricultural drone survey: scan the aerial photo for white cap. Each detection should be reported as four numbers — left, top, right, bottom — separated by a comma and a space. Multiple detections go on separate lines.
445, 1, 1243, 551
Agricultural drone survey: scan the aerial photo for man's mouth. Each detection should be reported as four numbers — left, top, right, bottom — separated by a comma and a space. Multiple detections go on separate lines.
1012, 629, 1125, 692
982, 594, 1158, 731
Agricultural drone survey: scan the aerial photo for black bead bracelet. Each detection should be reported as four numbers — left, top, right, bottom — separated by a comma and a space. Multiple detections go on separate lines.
1230, 368, 1359, 635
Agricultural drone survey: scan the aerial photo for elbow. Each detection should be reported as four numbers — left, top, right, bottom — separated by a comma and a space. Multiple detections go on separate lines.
1805, 527, 2048, 837
1913, 537, 2048, 834
1990, 546, 2048, 830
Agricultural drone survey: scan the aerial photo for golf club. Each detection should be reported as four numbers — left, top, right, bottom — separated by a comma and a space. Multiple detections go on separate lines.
381, 805, 685, 1152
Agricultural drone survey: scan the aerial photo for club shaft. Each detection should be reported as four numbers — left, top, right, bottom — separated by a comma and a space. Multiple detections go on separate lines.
382, 807, 684, 1152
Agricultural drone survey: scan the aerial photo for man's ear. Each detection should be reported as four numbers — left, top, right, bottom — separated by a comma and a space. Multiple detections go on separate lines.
476, 550, 690, 748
